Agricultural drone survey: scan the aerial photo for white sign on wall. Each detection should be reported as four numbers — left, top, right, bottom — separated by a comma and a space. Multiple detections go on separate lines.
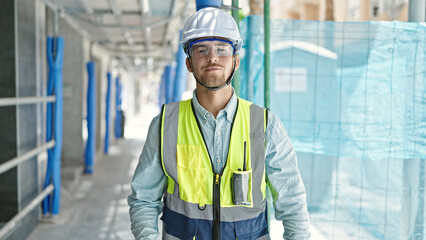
274, 67, 308, 92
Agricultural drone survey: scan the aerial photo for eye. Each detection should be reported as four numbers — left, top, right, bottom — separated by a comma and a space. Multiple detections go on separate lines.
216, 45, 232, 55
216, 46, 226, 53
194, 46, 208, 55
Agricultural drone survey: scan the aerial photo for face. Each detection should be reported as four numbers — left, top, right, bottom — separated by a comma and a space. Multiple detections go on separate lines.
186, 38, 240, 89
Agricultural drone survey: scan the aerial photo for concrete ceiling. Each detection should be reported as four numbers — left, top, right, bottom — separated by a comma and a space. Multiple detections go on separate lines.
42, 0, 195, 71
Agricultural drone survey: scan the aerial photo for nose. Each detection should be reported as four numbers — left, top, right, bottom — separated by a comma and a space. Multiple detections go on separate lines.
206, 46, 218, 63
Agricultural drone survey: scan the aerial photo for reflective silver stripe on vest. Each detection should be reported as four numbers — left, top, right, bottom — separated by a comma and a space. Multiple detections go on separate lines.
162, 102, 180, 198
165, 191, 266, 222
250, 104, 266, 205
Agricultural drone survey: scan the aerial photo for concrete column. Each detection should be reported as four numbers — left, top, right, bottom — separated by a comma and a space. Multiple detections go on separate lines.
249, 0, 263, 15
301, 3, 319, 20
334, 0, 348, 21
93, 57, 102, 152
359, 0, 370, 21
46, 9, 85, 177
0, 0, 40, 239
325, 0, 335, 21
0, 0, 19, 224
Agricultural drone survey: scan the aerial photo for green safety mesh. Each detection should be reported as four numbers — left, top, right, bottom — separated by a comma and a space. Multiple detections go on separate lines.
239, 16, 426, 239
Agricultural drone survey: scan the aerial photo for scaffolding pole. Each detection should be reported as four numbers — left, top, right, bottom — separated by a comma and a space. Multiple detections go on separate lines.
232, 0, 240, 95
264, 0, 270, 109
408, 0, 426, 21
407, 0, 425, 238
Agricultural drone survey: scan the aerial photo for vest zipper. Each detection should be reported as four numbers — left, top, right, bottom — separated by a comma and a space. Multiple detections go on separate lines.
190, 100, 239, 240
213, 173, 221, 240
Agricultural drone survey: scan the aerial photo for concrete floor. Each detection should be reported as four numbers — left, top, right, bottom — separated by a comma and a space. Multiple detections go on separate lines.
26, 139, 141, 240
26, 104, 158, 240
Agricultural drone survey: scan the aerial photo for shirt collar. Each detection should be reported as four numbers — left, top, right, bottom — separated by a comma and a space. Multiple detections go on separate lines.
192, 88, 237, 123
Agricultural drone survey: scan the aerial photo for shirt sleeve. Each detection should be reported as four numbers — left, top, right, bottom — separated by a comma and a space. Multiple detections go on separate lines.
265, 111, 311, 239
128, 115, 167, 240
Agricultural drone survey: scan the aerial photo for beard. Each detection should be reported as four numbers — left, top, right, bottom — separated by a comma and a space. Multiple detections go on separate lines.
194, 64, 229, 88
199, 72, 227, 88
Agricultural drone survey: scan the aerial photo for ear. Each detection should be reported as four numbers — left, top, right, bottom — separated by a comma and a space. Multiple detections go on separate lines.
234, 55, 240, 71
185, 58, 193, 72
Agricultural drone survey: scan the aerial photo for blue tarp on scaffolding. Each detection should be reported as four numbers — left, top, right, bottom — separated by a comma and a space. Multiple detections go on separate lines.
239, 17, 426, 239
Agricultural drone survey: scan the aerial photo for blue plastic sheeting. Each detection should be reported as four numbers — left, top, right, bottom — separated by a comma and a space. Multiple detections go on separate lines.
42, 36, 64, 215
239, 17, 425, 239
84, 61, 96, 174
159, 72, 167, 107
115, 76, 123, 139
165, 64, 176, 104
173, 31, 188, 102
104, 72, 112, 153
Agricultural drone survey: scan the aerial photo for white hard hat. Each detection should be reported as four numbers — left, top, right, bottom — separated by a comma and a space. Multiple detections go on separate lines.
180, 7, 243, 55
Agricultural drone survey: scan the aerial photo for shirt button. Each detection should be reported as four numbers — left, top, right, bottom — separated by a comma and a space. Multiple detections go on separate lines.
216, 159, 220, 163
217, 131, 221, 135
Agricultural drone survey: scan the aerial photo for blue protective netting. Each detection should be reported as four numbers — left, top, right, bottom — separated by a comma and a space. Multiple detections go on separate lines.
239, 17, 426, 239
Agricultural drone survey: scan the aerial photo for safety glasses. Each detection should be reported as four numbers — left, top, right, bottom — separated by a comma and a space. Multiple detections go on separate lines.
188, 38, 235, 57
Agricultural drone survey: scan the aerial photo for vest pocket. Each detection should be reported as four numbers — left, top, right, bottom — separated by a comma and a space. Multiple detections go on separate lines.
176, 144, 207, 205
231, 169, 253, 207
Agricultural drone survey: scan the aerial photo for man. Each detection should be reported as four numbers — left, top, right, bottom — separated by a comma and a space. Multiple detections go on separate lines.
128, 7, 311, 240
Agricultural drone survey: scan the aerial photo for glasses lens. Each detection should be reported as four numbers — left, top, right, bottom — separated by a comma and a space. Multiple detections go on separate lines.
190, 42, 233, 57
190, 45, 209, 56
214, 45, 233, 56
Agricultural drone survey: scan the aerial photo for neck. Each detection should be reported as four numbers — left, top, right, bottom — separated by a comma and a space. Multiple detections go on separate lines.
196, 85, 233, 118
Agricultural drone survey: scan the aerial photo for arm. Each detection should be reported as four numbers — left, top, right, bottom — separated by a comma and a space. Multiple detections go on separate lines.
128, 115, 167, 240
265, 111, 311, 239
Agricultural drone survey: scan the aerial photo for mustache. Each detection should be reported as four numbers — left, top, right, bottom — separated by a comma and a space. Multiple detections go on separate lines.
202, 64, 223, 70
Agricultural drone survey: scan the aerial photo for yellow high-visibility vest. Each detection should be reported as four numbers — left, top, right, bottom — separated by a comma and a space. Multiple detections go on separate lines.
160, 97, 269, 240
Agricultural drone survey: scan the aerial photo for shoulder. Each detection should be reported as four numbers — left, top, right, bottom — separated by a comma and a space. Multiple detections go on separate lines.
237, 98, 266, 113
148, 113, 161, 130
161, 100, 192, 114
265, 110, 287, 135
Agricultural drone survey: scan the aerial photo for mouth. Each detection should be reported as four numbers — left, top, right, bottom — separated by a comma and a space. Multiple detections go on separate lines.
203, 65, 223, 72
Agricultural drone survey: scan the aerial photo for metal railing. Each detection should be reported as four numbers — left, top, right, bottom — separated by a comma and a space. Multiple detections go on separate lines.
0, 96, 56, 107
0, 96, 56, 239
0, 140, 55, 175
0, 184, 54, 239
